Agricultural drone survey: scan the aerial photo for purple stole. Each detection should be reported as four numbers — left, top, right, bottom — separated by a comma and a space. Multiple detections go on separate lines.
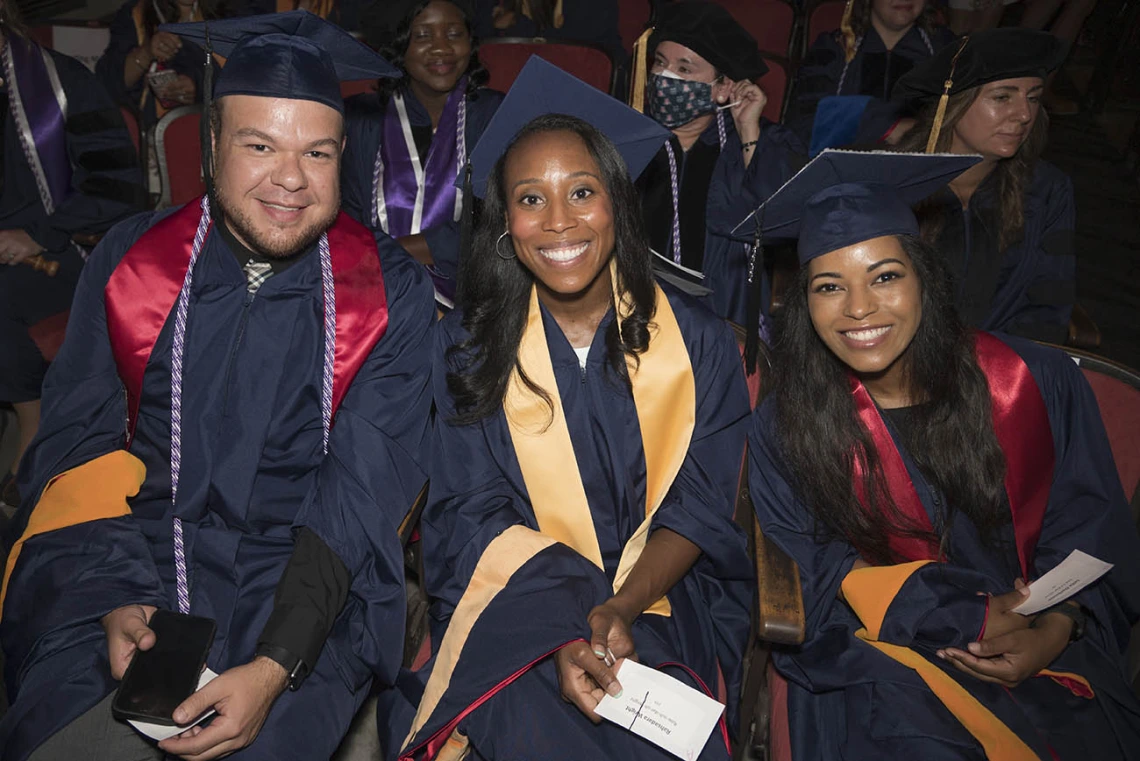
104, 199, 390, 442
372, 81, 467, 239
2, 34, 71, 214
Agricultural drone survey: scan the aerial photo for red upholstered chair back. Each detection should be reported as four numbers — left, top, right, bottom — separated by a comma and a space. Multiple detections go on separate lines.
1063, 350, 1140, 505
713, 0, 796, 57
341, 79, 378, 98
28, 310, 70, 363
618, 0, 653, 53
807, 0, 845, 50
479, 41, 614, 94
757, 56, 789, 122
154, 106, 206, 209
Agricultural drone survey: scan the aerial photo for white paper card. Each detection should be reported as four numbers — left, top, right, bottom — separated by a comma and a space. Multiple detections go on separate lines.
128, 668, 219, 741
1013, 550, 1113, 615
594, 660, 724, 761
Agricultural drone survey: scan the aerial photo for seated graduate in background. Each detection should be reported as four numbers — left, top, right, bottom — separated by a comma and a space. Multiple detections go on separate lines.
0, 13, 435, 761
894, 29, 1075, 343
396, 58, 752, 761
0, 0, 145, 509
344, 0, 503, 303
787, 0, 956, 154
745, 149, 1140, 760
471, 0, 625, 67
96, 0, 232, 134
633, 0, 803, 326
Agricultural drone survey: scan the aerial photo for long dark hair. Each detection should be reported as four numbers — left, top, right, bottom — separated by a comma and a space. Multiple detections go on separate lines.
766, 235, 1008, 565
364, 0, 489, 101
446, 114, 656, 426
1, 0, 27, 38
898, 85, 1050, 251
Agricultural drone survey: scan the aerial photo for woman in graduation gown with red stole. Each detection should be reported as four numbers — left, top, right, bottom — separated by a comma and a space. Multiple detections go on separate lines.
342, 0, 502, 302
395, 59, 752, 760
745, 150, 1140, 760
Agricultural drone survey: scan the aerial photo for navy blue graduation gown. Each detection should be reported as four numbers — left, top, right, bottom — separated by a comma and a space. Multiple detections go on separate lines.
748, 334, 1140, 760
340, 87, 503, 282
0, 208, 435, 760
396, 283, 753, 760
0, 45, 144, 403
639, 117, 803, 326
787, 24, 957, 149
924, 161, 1076, 343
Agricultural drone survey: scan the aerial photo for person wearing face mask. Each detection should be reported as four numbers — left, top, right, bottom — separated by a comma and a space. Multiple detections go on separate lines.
634, 0, 803, 327
786, 0, 956, 154
394, 58, 751, 761
745, 148, 1140, 761
894, 29, 1075, 343
343, 0, 503, 304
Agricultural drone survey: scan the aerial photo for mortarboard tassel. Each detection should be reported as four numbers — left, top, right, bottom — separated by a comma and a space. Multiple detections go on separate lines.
925, 36, 969, 154
743, 207, 766, 375
839, 0, 857, 63
628, 27, 653, 113
200, 20, 216, 202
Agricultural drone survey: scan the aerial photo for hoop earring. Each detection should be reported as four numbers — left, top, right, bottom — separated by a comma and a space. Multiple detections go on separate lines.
496, 230, 516, 260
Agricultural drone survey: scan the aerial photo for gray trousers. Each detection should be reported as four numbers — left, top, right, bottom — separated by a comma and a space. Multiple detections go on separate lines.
26, 693, 163, 761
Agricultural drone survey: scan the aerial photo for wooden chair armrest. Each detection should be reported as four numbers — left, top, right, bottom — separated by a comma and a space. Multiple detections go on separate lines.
736, 463, 806, 646
399, 481, 430, 549
1067, 303, 1102, 350
753, 516, 806, 646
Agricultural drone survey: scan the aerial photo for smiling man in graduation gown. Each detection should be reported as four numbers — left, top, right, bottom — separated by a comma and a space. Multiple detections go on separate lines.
0, 12, 435, 761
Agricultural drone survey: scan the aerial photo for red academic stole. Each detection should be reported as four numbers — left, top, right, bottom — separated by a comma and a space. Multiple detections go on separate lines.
850, 332, 1054, 578
105, 199, 389, 443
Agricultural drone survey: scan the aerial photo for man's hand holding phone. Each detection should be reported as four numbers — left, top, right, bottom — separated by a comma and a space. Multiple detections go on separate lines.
157, 657, 289, 760
102, 603, 158, 680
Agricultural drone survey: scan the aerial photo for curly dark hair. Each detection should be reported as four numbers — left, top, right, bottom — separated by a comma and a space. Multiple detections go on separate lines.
898, 85, 1050, 251
446, 114, 657, 426
765, 235, 1009, 565
362, 0, 489, 102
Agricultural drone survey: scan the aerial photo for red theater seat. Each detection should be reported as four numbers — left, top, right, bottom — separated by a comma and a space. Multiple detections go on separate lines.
28, 310, 69, 363
341, 79, 378, 98
119, 106, 141, 154
807, 0, 845, 52
618, 0, 653, 53
154, 106, 206, 208
714, 0, 796, 58
757, 56, 789, 122
478, 40, 614, 94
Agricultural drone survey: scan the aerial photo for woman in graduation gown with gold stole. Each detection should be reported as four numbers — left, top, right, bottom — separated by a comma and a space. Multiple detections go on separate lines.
397, 59, 753, 760
745, 150, 1140, 760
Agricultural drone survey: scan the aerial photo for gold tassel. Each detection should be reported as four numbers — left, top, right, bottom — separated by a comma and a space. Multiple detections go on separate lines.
839, 0, 857, 63
925, 37, 969, 154
628, 27, 653, 113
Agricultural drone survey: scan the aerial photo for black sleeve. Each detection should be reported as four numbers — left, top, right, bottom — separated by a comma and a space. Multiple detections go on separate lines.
257, 527, 351, 675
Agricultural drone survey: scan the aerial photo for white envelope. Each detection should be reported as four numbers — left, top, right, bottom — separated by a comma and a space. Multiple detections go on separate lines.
594, 659, 725, 761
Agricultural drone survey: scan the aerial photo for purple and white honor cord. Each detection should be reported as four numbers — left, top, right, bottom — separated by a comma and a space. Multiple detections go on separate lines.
665, 111, 728, 265
168, 197, 335, 614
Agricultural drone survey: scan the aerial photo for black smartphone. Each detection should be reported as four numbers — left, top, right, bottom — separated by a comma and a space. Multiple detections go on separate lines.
111, 610, 216, 726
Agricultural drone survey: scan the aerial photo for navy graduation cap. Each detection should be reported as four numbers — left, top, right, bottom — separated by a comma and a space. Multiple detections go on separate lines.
161, 10, 399, 115
733, 149, 983, 264
463, 56, 672, 198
